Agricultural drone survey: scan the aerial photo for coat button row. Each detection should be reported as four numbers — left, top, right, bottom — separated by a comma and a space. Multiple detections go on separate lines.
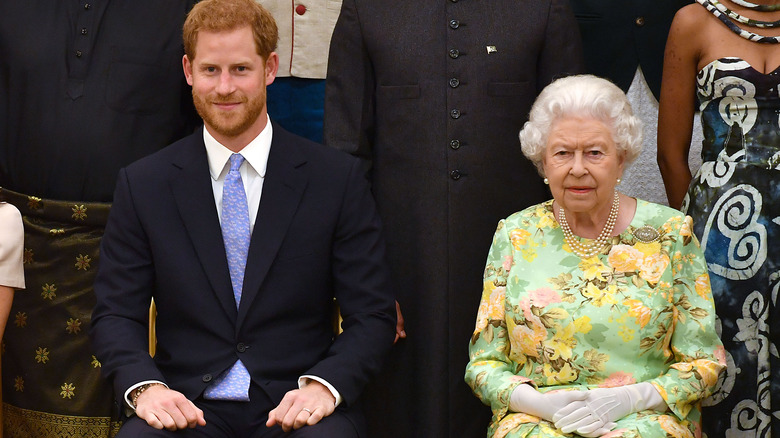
450, 170, 461, 180
635, 16, 645, 26
448, 49, 460, 59
449, 78, 460, 88
450, 139, 461, 150
296, 4, 307, 15
202, 374, 213, 382
449, 19, 460, 29
237, 343, 248, 353
450, 109, 461, 119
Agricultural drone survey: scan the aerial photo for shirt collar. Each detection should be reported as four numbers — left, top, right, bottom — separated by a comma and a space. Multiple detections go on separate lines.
203, 114, 273, 181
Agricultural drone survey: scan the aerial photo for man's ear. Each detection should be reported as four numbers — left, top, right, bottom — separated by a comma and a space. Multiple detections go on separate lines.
265, 52, 279, 86
183, 55, 194, 86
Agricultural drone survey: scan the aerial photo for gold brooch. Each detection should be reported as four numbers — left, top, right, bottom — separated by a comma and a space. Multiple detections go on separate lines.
633, 225, 660, 243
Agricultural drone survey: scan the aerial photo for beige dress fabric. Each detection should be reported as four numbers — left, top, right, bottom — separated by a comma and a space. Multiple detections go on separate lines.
0, 202, 24, 289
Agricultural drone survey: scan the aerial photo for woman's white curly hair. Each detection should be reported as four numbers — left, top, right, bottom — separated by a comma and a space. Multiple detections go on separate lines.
519, 74, 643, 176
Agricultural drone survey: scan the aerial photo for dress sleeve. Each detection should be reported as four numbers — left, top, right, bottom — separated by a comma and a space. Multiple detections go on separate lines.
465, 220, 531, 420
322, 0, 375, 176
647, 215, 725, 421
0, 203, 25, 289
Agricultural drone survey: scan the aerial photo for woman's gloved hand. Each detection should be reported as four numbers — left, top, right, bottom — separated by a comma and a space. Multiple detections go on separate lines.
509, 384, 588, 423
552, 382, 667, 437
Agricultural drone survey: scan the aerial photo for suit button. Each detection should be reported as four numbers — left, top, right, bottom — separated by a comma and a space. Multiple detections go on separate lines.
296, 4, 307, 15
449, 78, 460, 88
448, 49, 460, 59
450, 139, 461, 150
450, 109, 461, 119
449, 19, 460, 29
237, 343, 247, 353
202, 374, 213, 382
635, 16, 645, 26
450, 170, 461, 180
75, 50, 83, 58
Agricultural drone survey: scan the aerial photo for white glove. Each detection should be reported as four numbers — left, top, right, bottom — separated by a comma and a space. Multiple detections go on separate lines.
552, 382, 666, 437
509, 384, 588, 423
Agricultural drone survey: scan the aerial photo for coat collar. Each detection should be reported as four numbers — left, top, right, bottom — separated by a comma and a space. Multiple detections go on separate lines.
168, 124, 308, 325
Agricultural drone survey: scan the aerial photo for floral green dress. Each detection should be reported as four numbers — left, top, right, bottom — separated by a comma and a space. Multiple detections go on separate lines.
465, 200, 725, 438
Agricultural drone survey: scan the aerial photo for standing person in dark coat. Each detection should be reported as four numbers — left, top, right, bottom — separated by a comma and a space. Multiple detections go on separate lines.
323, 1, 584, 436
0, 1, 199, 436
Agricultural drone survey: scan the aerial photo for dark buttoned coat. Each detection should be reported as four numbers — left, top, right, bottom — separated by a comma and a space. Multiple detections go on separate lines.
323, 1, 584, 436
569, 0, 691, 100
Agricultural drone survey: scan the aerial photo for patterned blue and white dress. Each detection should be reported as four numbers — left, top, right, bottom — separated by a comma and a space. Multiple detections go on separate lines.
683, 57, 780, 438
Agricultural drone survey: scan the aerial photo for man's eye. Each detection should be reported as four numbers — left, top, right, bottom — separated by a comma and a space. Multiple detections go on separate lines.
206, 67, 217, 73
236, 66, 247, 72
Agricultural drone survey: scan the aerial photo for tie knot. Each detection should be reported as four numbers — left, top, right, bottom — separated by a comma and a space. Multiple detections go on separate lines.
229, 154, 245, 172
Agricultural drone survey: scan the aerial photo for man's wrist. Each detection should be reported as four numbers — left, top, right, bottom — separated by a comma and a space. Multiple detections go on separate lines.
131, 383, 165, 409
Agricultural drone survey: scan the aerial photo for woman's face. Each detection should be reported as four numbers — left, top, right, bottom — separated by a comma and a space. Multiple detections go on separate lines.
542, 117, 625, 215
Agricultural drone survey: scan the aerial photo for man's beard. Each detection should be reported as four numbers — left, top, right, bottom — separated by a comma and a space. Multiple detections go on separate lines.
192, 89, 266, 138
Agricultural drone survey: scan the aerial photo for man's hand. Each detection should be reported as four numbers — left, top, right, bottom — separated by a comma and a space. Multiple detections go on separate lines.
394, 301, 406, 343
266, 380, 336, 432
134, 385, 206, 431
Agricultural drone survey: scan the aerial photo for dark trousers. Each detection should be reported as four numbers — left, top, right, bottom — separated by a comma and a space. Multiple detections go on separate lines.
116, 383, 363, 438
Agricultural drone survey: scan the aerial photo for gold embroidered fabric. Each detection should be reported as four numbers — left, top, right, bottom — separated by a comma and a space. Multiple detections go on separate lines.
3, 404, 121, 438
0, 188, 119, 437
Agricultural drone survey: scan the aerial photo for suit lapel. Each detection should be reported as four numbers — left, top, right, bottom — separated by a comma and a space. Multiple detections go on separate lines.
169, 131, 238, 321
237, 126, 308, 327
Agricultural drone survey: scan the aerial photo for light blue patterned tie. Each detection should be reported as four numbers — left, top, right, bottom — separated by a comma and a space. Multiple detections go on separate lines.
203, 153, 251, 401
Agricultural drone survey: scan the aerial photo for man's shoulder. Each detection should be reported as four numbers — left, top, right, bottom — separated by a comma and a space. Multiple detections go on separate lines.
272, 123, 358, 171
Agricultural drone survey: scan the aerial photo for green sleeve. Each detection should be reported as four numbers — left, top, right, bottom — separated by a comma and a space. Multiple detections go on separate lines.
648, 215, 725, 421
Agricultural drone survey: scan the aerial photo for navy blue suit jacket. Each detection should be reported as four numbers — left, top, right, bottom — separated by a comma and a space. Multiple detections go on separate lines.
90, 123, 396, 411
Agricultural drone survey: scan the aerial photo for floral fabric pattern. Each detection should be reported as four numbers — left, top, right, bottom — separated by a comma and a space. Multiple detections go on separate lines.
465, 200, 724, 438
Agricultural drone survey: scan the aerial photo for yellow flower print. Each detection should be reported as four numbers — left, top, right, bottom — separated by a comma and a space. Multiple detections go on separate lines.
607, 244, 643, 272
543, 362, 577, 385
635, 241, 662, 257
583, 283, 617, 307
543, 322, 576, 361
639, 252, 669, 284
618, 325, 635, 342
493, 413, 539, 438
680, 217, 693, 238
624, 299, 652, 328
510, 229, 531, 250
579, 257, 609, 282
537, 212, 556, 230
474, 281, 506, 335
573, 316, 592, 334
691, 359, 724, 387
508, 319, 545, 361
658, 415, 694, 438
520, 248, 538, 263
694, 274, 711, 300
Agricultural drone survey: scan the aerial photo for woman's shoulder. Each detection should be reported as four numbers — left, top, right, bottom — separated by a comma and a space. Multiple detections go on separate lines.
503, 200, 555, 225
634, 199, 691, 228
0, 203, 22, 227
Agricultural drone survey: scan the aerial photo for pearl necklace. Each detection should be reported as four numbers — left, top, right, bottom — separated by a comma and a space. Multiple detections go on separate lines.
558, 191, 620, 258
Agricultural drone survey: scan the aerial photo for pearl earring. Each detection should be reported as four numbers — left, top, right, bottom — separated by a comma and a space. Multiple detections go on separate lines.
616, 178, 622, 184
543, 178, 549, 185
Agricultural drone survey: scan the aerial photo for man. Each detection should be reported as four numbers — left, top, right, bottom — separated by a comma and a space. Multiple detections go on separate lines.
90, 0, 396, 436
0, 1, 199, 435
323, 0, 584, 436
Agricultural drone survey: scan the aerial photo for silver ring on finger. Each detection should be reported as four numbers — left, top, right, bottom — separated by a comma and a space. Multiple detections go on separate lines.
302, 408, 312, 414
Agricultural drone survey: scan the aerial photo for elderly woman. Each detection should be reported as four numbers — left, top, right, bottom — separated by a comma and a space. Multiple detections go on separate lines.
465, 75, 724, 438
